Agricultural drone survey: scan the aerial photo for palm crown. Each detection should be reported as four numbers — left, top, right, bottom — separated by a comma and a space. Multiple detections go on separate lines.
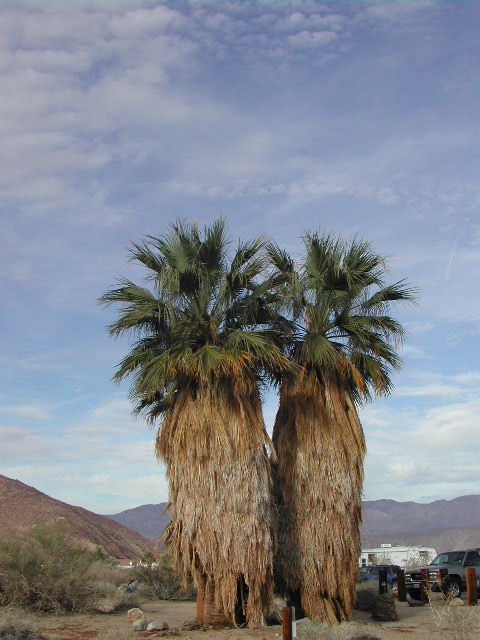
99, 218, 288, 422
269, 232, 416, 403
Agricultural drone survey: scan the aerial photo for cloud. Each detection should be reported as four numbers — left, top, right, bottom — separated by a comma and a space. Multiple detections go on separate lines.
361, 398, 479, 502
395, 372, 479, 400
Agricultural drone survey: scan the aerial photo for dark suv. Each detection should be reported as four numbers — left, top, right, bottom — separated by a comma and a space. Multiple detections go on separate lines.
405, 549, 480, 599
357, 565, 402, 589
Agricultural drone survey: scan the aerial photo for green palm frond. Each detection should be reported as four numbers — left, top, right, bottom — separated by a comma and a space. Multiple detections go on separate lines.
99, 218, 289, 420
268, 229, 416, 402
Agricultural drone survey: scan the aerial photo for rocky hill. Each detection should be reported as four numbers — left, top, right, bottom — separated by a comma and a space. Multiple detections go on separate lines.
0, 475, 153, 559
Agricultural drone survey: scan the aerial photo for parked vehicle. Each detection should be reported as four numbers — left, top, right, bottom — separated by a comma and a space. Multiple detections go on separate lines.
357, 564, 401, 589
405, 548, 480, 599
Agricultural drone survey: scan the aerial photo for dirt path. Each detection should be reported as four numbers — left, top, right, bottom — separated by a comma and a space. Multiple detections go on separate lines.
33, 598, 478, 640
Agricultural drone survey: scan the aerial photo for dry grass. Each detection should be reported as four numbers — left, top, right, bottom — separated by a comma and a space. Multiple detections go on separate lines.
297, 618, 380, 640
157, 381, 275, 627
424, 582, 480, 640
273, 374, 365, 624
0, 609, 46, 640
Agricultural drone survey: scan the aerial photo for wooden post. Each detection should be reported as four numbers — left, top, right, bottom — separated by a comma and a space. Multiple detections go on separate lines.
379, 568, 388, 595
466, 568, 477, 606
420, 569, 428, 602
396, 568, 406, 602
283, 607, 292, 640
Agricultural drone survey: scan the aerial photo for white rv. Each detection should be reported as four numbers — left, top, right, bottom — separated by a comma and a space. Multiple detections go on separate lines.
359, 543, 437, 568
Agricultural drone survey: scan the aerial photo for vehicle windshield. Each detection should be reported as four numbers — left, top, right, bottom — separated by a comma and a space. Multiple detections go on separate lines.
430, 552, 464, 566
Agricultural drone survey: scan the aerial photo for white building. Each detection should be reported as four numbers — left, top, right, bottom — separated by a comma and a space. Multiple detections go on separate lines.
359, 543, 437, 568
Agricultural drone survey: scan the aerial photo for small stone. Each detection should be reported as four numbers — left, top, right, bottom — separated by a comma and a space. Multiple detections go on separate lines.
163, 628, 180, 636
275, 634, 280, 637
147, 621, 169, 631
133, 618, 148, 631
182, 620, 203, 631
127, 607, 145, 623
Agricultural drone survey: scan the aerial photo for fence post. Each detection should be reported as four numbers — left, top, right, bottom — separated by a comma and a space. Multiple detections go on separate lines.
283, 607, 292, 640
378, 568, 388, 595
396, 568, 406, 602
466, 568, 477, 606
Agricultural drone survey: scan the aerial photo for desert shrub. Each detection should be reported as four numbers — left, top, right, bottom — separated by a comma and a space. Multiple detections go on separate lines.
0, 609, 47, 640
424, 581, 480, 640
132, 553, 196, 600
0, 523, 116, 613
354, 582, 378, 612
297, 619, 380, 640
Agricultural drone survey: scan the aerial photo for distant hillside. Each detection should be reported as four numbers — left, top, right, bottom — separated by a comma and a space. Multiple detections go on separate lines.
107, 494, 480, 548
362, 495, 480, 535
108, 502, 169, 542
0, 475, 153, 559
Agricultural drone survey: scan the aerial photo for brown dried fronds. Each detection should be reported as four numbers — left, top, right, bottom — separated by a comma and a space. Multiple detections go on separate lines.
157, 380, 276, 627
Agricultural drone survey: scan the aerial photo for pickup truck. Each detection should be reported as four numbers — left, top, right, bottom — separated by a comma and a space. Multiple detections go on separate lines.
405, 548, 480, 599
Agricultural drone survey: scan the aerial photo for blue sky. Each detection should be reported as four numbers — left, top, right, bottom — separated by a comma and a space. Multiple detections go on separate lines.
0, 0, 478, 514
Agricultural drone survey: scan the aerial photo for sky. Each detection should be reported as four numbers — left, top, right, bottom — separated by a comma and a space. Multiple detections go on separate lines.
0, 0, 478, 515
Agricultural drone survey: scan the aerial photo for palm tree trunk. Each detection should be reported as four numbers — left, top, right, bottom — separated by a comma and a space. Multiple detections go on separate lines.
203, 577, 231, 626
273, 375, 365, 624
196, 572, 205, 621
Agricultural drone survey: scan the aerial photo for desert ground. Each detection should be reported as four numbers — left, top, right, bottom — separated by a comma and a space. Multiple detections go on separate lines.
28, 594, 478, 640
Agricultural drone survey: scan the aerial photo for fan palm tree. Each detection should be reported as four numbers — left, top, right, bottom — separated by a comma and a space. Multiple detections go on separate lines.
99, 219, 289, 627
269, 232, 415, 624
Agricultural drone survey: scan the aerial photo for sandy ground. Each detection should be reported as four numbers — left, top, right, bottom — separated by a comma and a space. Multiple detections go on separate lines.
29, 594, 479, 640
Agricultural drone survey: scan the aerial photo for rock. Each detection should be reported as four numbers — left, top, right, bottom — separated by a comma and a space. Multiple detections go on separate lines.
147, 620, 169, 631
127, 607, 145, 623
162, 628, 180, 636
133, 618, 148, 631
182, 620, 203, 631
451, 598, 465, 606
407, 597, 425, 607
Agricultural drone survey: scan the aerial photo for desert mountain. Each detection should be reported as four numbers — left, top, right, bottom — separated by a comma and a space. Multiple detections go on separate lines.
0, 475, 153, 559
108, 502, 170, 543
107, 495, 480, 550
361, 495, 480, 535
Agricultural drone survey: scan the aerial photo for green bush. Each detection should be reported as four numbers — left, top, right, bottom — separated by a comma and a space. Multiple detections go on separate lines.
132, 553, 196, 600
354, 582, 378, 612
0, 523, 119, 613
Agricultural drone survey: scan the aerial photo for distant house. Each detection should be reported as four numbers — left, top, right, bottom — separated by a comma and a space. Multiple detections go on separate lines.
359, 543, 437, 568
117, 558, 135, 568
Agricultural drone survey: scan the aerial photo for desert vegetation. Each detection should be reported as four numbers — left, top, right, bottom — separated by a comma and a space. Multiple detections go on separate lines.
99, 219, 414, 627
0, 523, 188, 616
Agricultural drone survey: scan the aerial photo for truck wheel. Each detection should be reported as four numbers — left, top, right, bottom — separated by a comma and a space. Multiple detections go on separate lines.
448, 578, 462, 599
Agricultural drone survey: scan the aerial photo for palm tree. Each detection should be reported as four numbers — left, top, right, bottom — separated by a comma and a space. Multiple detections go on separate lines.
99, 219, 288, 627
269, 233, 415, 624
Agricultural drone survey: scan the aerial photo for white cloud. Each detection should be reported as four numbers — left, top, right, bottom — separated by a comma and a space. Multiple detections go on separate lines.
362, 399, 479, 502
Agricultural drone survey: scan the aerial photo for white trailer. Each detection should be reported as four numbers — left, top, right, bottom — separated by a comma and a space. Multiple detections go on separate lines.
359, 543, 437, 568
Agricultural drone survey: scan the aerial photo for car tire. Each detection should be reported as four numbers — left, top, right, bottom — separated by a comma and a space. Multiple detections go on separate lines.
448, 578, 462, 599
408, 589, 423, 601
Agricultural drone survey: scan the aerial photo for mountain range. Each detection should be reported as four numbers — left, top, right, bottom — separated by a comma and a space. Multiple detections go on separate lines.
108, 494, 480, 550
0, 474, 153, 559
2, 474, 478, 556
